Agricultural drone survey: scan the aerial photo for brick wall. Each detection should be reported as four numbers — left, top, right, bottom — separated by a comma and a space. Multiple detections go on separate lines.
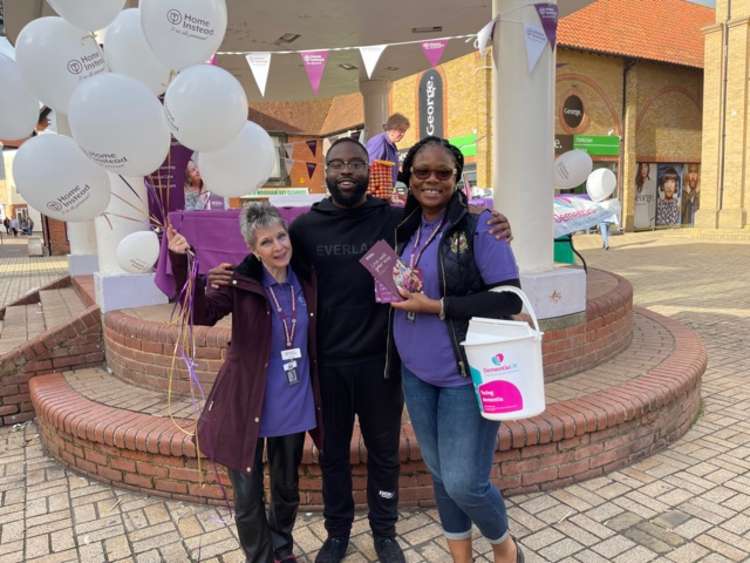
31, 306, 705, 507
0, 279, 103, 426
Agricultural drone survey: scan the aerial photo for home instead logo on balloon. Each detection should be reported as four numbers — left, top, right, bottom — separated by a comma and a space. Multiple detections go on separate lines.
166, 9, 215, 37
66, 53, 104, 77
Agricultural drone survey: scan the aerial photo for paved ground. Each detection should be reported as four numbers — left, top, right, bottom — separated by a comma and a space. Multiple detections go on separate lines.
0, 238, 68, 310
1, 231, 750, 562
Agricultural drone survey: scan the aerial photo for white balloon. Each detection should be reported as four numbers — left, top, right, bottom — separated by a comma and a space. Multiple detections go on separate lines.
0, 55, 40, 139
116, 230, 160, 273
69, 73, 171, 177
199, 122, 275, 198
103, 9, 172, 95
553, 149, 593, 189
12, 134, 111, 222
140, 0, 227, 71
47, 0, 126, 32
164, 65, 248, 152
15, 17, 106, 113
586, 168, 617, 202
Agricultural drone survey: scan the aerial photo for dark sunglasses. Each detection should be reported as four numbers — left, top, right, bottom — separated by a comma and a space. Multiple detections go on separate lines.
411, 167, 456, 181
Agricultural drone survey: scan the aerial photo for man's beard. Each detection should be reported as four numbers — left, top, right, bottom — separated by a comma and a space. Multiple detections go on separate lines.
327, 176, 369, 207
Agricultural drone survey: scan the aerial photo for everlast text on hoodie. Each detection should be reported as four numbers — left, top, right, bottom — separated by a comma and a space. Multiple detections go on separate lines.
290, 196, 402, 366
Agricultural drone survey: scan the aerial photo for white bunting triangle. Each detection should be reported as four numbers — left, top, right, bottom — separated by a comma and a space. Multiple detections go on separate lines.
245, 52, 272, 96
359, 45, 387, 79
477, 19, 496, 57
283, 143, 294, 158
524, 24, 547, 73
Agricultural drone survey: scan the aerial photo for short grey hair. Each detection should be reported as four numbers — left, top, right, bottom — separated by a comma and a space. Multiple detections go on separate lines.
239, 203, 287, 248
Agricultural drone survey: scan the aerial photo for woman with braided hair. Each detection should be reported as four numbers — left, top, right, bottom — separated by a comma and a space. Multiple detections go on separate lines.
388, 136, 525, 563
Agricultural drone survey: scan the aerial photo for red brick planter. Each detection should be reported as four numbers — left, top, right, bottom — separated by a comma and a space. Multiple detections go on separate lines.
31, 307, 705, 506
103, 269, 633, 395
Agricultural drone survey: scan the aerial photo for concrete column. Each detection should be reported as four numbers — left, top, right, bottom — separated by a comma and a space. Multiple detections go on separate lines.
491, 0, 585, 319
695, 23, 725, 229
359, 79, 391, 141
718, 18, 750, 229
93, 175, 168, 312
620, 63, 639, 231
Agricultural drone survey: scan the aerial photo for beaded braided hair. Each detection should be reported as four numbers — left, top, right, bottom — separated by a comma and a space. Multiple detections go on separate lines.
398, 136, 464, 187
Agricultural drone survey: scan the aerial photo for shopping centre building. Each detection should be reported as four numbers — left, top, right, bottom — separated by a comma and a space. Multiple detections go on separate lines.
247, 0, 712, 232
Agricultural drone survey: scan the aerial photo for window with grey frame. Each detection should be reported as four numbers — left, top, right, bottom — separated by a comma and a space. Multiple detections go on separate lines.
266, 134, 290, 186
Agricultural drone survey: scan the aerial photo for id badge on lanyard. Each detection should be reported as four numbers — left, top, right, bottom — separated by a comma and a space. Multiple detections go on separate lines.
268, 284, 303, 386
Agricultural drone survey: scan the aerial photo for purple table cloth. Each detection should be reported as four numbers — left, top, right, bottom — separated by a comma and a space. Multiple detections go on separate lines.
155, 208, 309, 298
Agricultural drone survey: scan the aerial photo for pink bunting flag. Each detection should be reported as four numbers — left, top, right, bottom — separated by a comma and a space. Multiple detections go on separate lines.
306, 139, 318, 156
300, 50, 329, 95
306, 162, 317, 179
421, 40, 448, 67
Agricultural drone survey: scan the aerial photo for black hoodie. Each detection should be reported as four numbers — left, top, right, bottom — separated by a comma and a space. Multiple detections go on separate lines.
289, 196, 402, 366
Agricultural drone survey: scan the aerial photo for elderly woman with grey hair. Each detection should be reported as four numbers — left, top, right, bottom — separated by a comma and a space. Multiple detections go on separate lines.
167, 203, 322, 563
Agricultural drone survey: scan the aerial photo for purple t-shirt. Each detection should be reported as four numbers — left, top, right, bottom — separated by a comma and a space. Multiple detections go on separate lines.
259, 267, 317, 437
394, 210, 519, 387
366, 132, 399, 185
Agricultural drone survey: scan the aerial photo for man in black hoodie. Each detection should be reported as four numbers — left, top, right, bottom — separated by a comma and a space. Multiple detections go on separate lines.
289, 138, 406, 563
209, 138, 510, 563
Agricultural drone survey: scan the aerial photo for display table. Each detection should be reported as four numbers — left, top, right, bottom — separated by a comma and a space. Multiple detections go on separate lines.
155, 208, 309, 298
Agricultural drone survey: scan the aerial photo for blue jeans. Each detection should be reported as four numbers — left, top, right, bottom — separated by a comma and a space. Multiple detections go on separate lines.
402, 367, 509, 542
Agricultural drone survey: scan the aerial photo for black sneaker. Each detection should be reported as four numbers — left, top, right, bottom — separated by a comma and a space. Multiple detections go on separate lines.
315, 537, 349, 563
373, 536, 405, 563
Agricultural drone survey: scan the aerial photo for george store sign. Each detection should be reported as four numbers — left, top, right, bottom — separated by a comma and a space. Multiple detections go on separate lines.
562, 95, 584, 128
419, 69, 443, 138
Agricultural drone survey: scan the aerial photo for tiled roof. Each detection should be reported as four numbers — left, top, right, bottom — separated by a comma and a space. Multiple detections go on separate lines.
558, 0, 715, 69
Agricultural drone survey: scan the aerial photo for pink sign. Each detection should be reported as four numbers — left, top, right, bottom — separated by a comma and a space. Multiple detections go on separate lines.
300, 50, 329, 95
421, 40, 448, 67
477, 380, 524, 414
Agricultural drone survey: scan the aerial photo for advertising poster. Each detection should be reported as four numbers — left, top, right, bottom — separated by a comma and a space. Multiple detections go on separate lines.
681, 163, 700, 225
655, 164, 683, 227
634, 162, 657, 229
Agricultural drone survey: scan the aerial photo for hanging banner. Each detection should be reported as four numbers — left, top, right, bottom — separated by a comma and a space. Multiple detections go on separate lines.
418, 69, 443, 138
306, 139, 318, 156
534, 3, 559, 49
421, 40, 448, 67
359, 45, 387, 79
477, 19, 496, 57
146, 137, 193, 224
306, 162, 317, 179
554, 195, 620, 238
300, 50, 329, 95
524, 25, 547, 73
246, 52, 272, 96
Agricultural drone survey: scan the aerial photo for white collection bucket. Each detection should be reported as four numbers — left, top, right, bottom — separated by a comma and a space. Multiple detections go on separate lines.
461, 286, 546, 421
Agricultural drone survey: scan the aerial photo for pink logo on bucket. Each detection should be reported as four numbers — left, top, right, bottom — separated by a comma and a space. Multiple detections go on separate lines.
483, 352, 518, 375
478, 380, 524, 414
491, 353, 505, 366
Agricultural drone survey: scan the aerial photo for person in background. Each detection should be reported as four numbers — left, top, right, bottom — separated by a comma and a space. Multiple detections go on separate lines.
183, 160, 211, 211
167, 203, 322, 563
389, 137, 524, 563
9, 217, 19, 237
366, 113, 410, 191
3, 217, 10, 235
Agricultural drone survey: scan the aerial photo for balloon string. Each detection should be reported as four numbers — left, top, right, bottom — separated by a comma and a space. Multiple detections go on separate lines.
117, 175, 144, 204
110, 192, 149, 219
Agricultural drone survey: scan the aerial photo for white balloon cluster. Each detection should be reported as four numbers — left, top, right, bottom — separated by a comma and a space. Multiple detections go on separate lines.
553, 149, 617, 202
1, 0, 276, 272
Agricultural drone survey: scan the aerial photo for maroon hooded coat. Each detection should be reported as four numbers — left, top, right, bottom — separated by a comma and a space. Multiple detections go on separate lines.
171, 251, 323, 474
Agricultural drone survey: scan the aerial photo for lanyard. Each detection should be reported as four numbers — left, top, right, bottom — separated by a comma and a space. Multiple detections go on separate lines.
267, 284, 297, 348
409, 217, 446, 270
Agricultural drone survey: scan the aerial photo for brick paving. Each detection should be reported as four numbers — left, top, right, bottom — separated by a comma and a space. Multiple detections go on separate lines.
0, 239, 68, 310
0, 231, 749, 562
